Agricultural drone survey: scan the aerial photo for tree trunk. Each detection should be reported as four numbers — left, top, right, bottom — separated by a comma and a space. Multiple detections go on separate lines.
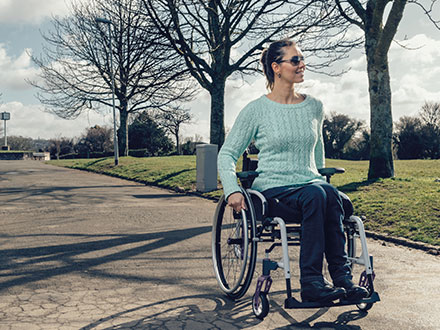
175, 130, 180, 155
118, 108, 129, 157
366, 55, 394, 179
209, 77, 226, 149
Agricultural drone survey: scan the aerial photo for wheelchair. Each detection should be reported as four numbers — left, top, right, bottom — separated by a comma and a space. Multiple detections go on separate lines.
212, 151, 380, 320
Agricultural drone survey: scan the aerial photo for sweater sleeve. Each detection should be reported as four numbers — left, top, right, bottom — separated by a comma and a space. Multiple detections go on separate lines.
315, 102, 325, 170
218, 103, 258, 199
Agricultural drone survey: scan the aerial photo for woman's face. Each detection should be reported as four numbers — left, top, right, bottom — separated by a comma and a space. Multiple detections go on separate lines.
276, 45, 306, 84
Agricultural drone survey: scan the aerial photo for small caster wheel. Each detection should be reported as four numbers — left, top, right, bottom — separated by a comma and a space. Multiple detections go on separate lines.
252, 292, 269, 320
357, 302, 373, 312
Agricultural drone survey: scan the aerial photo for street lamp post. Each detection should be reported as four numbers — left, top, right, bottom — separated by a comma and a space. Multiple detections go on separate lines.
96, 17, 119, 166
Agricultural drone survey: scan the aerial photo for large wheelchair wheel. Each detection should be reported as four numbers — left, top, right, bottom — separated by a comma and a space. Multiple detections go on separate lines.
212, 192, 257, 299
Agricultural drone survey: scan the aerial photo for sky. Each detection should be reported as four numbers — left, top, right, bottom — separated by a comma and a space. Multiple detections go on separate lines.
0, 1, 439, 143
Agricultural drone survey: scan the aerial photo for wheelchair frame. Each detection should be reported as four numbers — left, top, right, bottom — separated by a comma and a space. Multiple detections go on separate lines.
212, 152, 380, 319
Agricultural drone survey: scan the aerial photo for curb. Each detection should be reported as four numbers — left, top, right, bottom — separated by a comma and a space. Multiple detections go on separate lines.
364, 230, 440, 256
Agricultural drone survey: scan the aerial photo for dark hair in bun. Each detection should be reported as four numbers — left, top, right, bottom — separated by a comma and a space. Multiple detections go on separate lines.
260, 38, 295, 90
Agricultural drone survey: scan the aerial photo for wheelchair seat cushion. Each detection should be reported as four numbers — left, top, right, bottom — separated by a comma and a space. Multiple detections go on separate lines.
250, 193, 302, 223
268, 197, 302, 223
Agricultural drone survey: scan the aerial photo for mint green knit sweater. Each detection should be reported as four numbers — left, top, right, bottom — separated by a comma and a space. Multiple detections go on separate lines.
218, 94, 326, 199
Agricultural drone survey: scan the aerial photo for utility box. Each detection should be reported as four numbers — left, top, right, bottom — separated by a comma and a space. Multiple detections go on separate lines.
196, 144, 218, 192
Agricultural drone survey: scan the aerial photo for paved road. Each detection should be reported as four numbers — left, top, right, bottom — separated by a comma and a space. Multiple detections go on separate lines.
0, 160, 439, 330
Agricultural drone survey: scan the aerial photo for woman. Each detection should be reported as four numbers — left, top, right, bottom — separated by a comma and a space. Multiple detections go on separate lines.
217, 38, 368, 303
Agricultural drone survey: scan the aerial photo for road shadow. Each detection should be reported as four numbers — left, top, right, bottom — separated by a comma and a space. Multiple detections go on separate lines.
0, 226, 211, 292
79, 292, 367, 330
132, 194, 187, 199
0, 184, 142, 204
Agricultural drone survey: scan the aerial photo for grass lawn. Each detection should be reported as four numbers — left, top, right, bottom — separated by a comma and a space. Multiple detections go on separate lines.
48, 156, 440, 246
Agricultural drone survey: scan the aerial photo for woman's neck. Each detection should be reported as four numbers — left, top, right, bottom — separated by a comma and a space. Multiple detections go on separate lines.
267, 85, 303, 104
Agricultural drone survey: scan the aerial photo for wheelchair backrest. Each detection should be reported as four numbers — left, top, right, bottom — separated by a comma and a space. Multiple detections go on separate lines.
242, 150, 258, 171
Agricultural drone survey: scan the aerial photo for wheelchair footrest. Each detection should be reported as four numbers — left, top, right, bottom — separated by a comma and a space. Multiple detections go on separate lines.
284, 292, 380, 309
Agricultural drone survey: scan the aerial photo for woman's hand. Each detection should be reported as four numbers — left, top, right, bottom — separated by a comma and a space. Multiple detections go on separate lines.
227, 192, 247, 213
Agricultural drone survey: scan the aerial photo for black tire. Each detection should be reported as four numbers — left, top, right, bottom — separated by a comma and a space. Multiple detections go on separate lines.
212, 192, 257, 299
252, 292, 270, 320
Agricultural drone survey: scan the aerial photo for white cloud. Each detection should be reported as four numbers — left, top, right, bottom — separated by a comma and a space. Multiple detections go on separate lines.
1, 101, 112, 139
389, 34, 440, 118
301, 69, 370, 122
0, 45, 39, 90
0, 0, 69, 24
390, 33, 440, 66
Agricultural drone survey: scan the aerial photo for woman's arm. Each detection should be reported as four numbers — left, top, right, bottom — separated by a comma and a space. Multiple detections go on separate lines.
217, 103, 258, 200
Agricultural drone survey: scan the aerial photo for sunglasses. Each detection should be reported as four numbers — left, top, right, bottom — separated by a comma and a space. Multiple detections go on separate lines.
277, 55, 305, 66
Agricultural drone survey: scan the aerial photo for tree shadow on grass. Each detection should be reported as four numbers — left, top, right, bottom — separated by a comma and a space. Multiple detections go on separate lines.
152, 169, 194, 185
82, 158, 110, 167
337, 179, 380, 193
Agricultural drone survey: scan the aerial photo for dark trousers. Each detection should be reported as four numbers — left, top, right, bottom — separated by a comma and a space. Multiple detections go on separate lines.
263, 181, 352, 284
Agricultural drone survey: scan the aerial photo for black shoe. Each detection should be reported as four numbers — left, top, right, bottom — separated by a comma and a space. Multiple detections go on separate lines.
301, 280, 346, 303
334, 277, 369, 301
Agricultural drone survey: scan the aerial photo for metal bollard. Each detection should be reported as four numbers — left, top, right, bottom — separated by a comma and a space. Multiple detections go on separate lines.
196, 144, 218, 192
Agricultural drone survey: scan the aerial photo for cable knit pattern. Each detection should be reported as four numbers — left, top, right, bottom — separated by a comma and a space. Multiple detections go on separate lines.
218, 94, 326, 199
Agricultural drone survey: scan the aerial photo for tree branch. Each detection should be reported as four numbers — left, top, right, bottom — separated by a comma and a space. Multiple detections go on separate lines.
335, 0, 365, 29
377, 0, 407, 57
346, 0, 367, 23
408, 0, 440, 29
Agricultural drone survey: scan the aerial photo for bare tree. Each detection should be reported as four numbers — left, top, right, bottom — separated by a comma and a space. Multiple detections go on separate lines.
419, 101, 440, 159
29, 0, 194, 157
6, 136, 34, 151
335, 0, 439, 179
52, 134, 62, 160
154, 106, 192, 154
420, 101, 440, 129
142, 0, 361, 148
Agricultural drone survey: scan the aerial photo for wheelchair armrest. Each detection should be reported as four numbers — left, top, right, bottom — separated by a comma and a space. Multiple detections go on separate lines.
318, 168, 345, 183
237, 171, 259, 180
318, 167, 345, 176
237, 171, 259, 188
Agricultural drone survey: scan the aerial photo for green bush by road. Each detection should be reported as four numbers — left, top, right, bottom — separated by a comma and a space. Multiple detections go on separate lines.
49, 157, 440, 246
